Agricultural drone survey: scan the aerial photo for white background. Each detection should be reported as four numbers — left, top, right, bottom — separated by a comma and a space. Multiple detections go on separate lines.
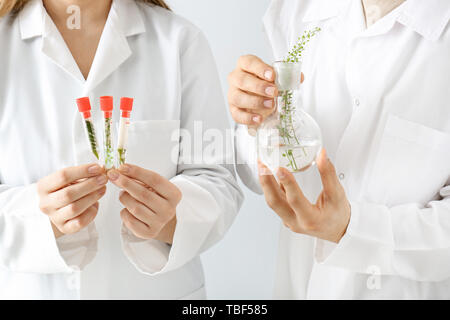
169, 0, 279, 299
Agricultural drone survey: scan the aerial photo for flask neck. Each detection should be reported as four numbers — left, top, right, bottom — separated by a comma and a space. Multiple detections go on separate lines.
273, 61, 302, 117
276, 89, 301, 117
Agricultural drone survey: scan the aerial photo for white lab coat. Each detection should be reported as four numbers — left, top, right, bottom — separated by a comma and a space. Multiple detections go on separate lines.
236, 0, 450, 299
0, 0, 243, 299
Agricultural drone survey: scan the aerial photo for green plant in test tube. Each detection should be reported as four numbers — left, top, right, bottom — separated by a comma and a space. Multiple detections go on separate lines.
117, 97, 134, 166
100, 96, 115, 169
76, 97, 99, 160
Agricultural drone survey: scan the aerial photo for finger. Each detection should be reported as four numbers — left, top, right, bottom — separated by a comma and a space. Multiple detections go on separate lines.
228, 87, 274, 111
276, 167, 312, 213
121, 209, 153, 239
230, 105, 262, 125
301, 72, 305, 84
55, 186, 106, 223
38, 164, 104, 194
114, 165, 181, 203
257, 161, 273, 176
316, 149, 340, 196
110, 171, 172, 211
258, 162, 296, 225
48, 174, 108, 209
229, 69, 277, 98
237, 55, 275, 81
62, 202, 99, 235
119, 191, 158, 226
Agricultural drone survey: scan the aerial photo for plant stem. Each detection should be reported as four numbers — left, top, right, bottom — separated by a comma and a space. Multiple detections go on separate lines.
279, 90, 301, 171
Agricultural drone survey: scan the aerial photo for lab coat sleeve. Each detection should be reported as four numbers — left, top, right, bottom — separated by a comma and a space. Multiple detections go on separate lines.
0, 183, 97, 273
121, 31, 244, 275
315, 181, 450, 282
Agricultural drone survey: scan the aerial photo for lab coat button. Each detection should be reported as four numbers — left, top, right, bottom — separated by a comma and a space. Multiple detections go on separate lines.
339, 173, 345, 180
354, 98, 360, 106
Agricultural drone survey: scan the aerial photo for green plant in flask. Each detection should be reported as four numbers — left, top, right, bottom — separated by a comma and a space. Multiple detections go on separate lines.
257, 27, 323, 173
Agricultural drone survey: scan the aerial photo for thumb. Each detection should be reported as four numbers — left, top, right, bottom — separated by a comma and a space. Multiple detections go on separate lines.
276, 167, 311, 211
317, 149, 340, 195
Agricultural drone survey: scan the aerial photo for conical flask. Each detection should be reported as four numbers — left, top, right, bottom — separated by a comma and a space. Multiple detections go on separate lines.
257, 61, 322, 173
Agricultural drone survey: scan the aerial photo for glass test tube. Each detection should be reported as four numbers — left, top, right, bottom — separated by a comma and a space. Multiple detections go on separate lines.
100, 96, 114, 170
76, 97, 100, 160
117, 97, 134, 166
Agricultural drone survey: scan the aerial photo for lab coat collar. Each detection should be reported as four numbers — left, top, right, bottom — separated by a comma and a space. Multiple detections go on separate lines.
18, 0, 146, 90
83, 0, 146, 91
397, 0, 450, 41
302, 0, 348, 23
18, 0, 44, 39
19, 0, 145, 40
113, 0, 146, 37
302, 0, 450, 41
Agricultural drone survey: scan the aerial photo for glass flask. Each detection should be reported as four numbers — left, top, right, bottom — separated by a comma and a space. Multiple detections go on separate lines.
257, 61, 322, 173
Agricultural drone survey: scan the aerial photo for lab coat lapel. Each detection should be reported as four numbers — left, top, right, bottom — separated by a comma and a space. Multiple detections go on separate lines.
83, 3, 131, 93
40, 6, 85, 83
84, 0, 146, 93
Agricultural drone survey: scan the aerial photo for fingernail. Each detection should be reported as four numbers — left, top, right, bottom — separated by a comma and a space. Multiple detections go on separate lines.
277, 168, 286, 179
88, 165, 101, 174
264, 70, 273, 80
107, 170, 119, 181
265, 86, 276, 97
252, 116, 261, 124
257, 161, 271, 176
119, 165, 130, 174
320, 149, 329, 164
96, 175, 107, 185
263, 100, 273, 108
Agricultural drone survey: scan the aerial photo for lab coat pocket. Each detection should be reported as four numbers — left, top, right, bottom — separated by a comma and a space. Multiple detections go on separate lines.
366, 115, 450, 206
126, 120, 180, 179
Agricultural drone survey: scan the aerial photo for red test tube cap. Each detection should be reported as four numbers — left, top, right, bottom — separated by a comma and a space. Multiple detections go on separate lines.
120, 97, 133, 117
100, 96, 114, 112
76, 97, 92, 118
100, 96, 113, 118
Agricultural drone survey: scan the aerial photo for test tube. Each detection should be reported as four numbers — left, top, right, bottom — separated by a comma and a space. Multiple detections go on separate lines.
117, 97, 134, 166
76, 97, 99, 160
100, 96, 114, 170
